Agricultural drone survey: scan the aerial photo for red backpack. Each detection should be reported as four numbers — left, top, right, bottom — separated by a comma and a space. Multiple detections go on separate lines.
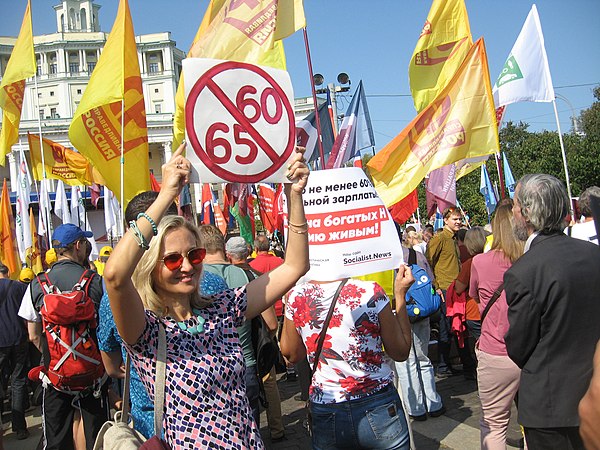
36, 270, 105, 391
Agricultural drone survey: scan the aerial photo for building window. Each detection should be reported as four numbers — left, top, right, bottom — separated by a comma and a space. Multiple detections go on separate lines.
154, 103, 162, 114
49, 63, 57, 75
77, 89, 82, 95
149, 63, 160, 74
148, 152, 153, 160
50, 91, 54, 96
69, 63, 79, 73
154, 88, 159, 93
50, 108, 58, 119
87, 62, 96, 73
39, 109, 44, 119
36, 65, 41, 76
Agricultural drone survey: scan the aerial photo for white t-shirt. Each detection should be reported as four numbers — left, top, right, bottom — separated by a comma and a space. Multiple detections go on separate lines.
567, 220, 598, 245
18, 285, 41, 322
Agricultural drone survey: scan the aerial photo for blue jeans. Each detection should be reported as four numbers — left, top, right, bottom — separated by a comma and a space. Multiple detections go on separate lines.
310, 384, 410, 449
395, 320, 443, 416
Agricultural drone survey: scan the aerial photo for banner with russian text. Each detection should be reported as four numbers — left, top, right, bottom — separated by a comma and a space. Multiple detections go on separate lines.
28, 134, 105, 186
68, 0, 149, 206
288, 168, 402, 283
0, 0, 36, 163
368, 39, 499, 207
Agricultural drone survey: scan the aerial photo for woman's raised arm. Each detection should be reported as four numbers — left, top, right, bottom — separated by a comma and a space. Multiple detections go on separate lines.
103, 143, 191, 344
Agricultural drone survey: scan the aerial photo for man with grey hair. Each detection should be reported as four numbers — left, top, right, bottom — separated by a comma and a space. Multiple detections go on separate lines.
505, 173, 600, 450
569, 185, 600, 245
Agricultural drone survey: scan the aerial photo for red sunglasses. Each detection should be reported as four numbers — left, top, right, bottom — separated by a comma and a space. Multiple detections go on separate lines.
161, 247, 206, 271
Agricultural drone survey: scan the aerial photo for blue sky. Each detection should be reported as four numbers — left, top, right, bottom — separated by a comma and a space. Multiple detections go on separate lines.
2, 0, 599, 152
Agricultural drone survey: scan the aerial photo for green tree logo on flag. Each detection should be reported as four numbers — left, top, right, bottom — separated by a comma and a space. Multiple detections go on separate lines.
496, 55, 524, 87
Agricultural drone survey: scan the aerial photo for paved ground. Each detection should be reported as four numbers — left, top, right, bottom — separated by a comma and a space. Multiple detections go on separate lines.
2, 367, 524, 449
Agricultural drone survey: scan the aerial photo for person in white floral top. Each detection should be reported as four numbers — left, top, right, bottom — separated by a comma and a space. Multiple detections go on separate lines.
281, 269, 414, 450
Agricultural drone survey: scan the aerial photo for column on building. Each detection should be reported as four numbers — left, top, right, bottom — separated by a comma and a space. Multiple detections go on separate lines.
162, 141, 172, 164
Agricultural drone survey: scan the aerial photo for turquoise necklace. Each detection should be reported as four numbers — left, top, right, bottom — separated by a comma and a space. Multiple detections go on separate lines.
176, 308, 205, 335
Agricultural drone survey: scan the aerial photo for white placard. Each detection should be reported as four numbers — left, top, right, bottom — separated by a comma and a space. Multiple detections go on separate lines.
184, 58, 296, 184
290, 167, 403, 283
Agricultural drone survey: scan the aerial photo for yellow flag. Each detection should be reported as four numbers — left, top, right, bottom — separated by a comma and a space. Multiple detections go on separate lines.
68, 0, 149, 206
368, 39, 499, 207
172, 0, 305, 149
27, 208, 43, 274
409, 0, 472, 113
0, 179, 22, 277
28, 133, 105, 186
0, 0, 36, 164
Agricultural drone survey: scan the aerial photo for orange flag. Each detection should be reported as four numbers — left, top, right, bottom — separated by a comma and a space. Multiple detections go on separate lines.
0, 0, 36, 163
27, 208, 43, 274
0, 179, 22, 277
28, 134, 105, 186
368, 39, 499, 207
68, 0, 149, 206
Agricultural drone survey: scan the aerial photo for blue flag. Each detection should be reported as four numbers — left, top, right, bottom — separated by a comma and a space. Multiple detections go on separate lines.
480, 164, 498, 218
503, 152, 516, 199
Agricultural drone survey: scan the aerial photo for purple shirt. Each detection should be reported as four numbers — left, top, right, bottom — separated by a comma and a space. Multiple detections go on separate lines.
469, 250, 512, 356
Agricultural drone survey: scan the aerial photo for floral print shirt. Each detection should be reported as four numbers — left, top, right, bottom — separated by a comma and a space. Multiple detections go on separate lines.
285, 279, 393, 404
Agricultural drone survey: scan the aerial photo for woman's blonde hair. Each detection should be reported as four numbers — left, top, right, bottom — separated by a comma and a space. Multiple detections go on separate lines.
491, 203, 524, 263
132, 215, 212, 316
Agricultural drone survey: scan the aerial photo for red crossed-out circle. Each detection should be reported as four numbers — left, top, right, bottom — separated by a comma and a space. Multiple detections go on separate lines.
185, 61, 295, 182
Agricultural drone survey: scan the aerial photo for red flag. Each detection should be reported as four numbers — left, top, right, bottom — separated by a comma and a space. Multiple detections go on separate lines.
201, 183, 214, 225
213, 203, 227, 235
389, 189, 419, 225
149, 173, 161, 192
89, 183, 101, 208
256, 184, 277, 233
272, 184, 285, 233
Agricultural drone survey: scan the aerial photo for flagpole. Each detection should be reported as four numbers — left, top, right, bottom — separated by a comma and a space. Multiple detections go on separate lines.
552, 99, 575, 217
120, 99, 125, 236
302, 27, 326, 166
33, 74, 52, 246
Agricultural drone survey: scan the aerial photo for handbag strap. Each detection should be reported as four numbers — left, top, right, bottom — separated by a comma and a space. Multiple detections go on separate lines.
154, 323, 167, 437
480, 282, 504, 324
119, 353, 132, 423
310, 279, 348, 378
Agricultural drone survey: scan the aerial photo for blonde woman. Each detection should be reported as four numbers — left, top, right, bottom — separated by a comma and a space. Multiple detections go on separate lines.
104, 144, 310, 449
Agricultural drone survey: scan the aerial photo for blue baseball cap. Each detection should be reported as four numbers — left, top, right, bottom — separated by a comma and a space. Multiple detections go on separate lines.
52, 224, 93, 248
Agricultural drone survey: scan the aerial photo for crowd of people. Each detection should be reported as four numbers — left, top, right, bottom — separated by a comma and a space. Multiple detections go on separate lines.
0, 146, 598, 450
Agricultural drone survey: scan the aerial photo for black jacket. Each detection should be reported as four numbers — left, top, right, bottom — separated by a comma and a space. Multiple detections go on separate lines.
504, 232, 600, 428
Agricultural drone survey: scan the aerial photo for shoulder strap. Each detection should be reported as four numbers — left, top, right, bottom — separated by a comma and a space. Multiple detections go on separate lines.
310, 279, 348, 378
241, 267, 259, 282
408, 248, 417, 266
120, 354, 132, 424
154, 323, 167, 437
481, 282, 504, 324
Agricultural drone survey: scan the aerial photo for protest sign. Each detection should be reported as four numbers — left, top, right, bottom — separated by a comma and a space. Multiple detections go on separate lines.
184, 58, 296, 183
291, 167, 403, 282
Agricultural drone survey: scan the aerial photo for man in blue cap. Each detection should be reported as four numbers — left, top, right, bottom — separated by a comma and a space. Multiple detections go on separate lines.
19, 223, 106, 450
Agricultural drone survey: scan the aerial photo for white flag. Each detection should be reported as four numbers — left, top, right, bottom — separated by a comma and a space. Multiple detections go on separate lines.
493, 4, 554, 107
38, 179, 51, 237
103, 186, 121, 240
71, 186, 98, 260
54, 180, 72, 225
15, 149, 32, 261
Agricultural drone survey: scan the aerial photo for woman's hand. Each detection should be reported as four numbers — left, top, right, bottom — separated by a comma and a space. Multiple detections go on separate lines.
285, 146, 309, 194
394, 265, 415, 312
160, 141, 191, 201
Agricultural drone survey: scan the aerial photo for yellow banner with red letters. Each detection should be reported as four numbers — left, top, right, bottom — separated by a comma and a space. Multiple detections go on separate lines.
369, 39, 499, 207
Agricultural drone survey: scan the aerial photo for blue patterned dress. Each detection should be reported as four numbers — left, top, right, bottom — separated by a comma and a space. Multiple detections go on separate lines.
98, 271, 228, 438
125, 285, 264, 449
